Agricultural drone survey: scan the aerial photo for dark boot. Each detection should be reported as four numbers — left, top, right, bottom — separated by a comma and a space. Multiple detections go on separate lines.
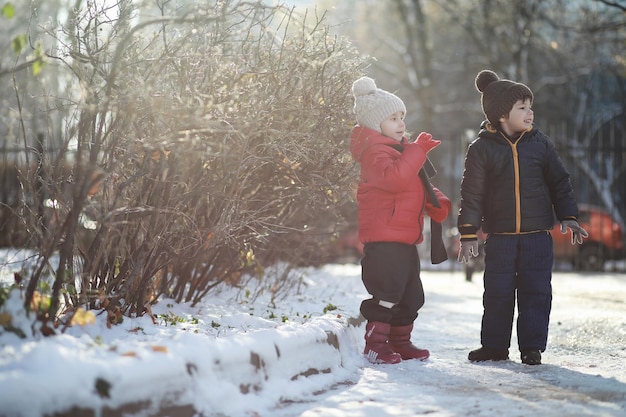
468, 346, 509, 362
364, 322, 402, 364
388, 324, 430, 361
521, 350, 542, 365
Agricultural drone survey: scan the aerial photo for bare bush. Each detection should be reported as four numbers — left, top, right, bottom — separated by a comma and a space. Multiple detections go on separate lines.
14, 0, 365, 330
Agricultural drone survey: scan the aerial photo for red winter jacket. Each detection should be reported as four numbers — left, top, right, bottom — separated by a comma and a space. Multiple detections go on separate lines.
350, 126, 451, 245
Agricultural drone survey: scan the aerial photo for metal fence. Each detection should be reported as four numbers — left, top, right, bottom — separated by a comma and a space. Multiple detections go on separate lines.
547, 120, 625, 272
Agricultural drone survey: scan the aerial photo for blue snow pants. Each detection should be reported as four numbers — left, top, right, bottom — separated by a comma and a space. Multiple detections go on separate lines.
481, 232, 554, 352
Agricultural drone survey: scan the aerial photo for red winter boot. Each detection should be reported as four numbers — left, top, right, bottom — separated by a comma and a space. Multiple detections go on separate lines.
389, 324, 430, 361
364, 322, 402, 364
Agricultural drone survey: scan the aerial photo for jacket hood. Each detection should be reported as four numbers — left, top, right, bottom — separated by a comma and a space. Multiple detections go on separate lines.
350, 125, 401, 162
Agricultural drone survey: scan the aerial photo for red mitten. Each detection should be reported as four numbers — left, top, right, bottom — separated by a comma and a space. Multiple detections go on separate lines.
415, 132, 440, 154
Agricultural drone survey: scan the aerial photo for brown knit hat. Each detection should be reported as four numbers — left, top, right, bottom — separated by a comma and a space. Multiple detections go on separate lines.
475, 70, 533, 126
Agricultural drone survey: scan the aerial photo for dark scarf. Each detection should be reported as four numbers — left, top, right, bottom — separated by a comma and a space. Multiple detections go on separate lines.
389, 143, 448, 264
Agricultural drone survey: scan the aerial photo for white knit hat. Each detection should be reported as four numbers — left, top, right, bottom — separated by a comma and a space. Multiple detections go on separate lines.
352, 77, 406, 132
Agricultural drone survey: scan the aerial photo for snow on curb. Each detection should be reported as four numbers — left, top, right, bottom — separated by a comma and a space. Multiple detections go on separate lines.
2, 316, 364, 417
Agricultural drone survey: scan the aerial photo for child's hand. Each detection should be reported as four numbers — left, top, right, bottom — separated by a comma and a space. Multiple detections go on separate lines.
458, 240, 479, 263
414, 132, 440, 154
560, 220, 588, 245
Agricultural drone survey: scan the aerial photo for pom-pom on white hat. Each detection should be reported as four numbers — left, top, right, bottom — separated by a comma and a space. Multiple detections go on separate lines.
352, 77, 406, 132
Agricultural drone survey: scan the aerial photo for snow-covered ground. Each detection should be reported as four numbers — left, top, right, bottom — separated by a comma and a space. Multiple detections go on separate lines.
0, 248, 625, 417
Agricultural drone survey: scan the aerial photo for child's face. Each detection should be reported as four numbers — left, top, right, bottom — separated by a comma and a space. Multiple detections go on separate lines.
380, 111, 406, 141
499, 98, 533, 137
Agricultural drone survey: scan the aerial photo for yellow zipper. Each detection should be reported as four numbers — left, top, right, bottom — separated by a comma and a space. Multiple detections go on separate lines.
500, 131, 527, 234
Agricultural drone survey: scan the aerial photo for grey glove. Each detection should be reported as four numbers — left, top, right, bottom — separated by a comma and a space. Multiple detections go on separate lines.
457, 240, 479, 263
560, 220, 588, 245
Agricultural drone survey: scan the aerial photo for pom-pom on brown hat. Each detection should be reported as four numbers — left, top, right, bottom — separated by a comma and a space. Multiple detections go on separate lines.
475, 70, 533, 127
352, 76, 406, 133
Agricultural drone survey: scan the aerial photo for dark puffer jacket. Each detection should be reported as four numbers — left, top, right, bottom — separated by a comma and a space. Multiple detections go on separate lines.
458, 123, 578, 239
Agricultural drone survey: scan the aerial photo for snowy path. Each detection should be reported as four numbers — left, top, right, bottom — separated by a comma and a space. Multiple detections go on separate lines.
272, 267, 626, 417
1, 252, 625, 417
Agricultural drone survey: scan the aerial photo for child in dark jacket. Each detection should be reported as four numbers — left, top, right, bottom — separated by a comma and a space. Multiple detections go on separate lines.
350, 77, 451, 364
457, 70, 588, 365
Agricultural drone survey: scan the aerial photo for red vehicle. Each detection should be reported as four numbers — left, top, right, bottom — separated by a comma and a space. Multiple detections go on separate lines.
551, 205, 625, 271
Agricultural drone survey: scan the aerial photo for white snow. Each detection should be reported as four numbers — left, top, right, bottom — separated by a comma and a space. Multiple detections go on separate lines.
0, 248, 625, 417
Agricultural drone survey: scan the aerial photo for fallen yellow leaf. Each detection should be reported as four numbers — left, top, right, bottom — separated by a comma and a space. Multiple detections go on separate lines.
71, 308, 96, 327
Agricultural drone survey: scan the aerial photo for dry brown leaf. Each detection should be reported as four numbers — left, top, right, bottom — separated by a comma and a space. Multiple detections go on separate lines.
150, 150, 171, 161
151, 345, 168, 353
106, 307, 123, 329
143, 304, 157, 325
0, 312, 12, 328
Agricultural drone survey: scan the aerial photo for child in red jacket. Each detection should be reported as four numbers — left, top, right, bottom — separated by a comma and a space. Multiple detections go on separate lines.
350, 77, 451, 364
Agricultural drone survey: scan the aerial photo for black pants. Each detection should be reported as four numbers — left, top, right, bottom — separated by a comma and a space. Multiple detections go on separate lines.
360, 242, 424, 326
